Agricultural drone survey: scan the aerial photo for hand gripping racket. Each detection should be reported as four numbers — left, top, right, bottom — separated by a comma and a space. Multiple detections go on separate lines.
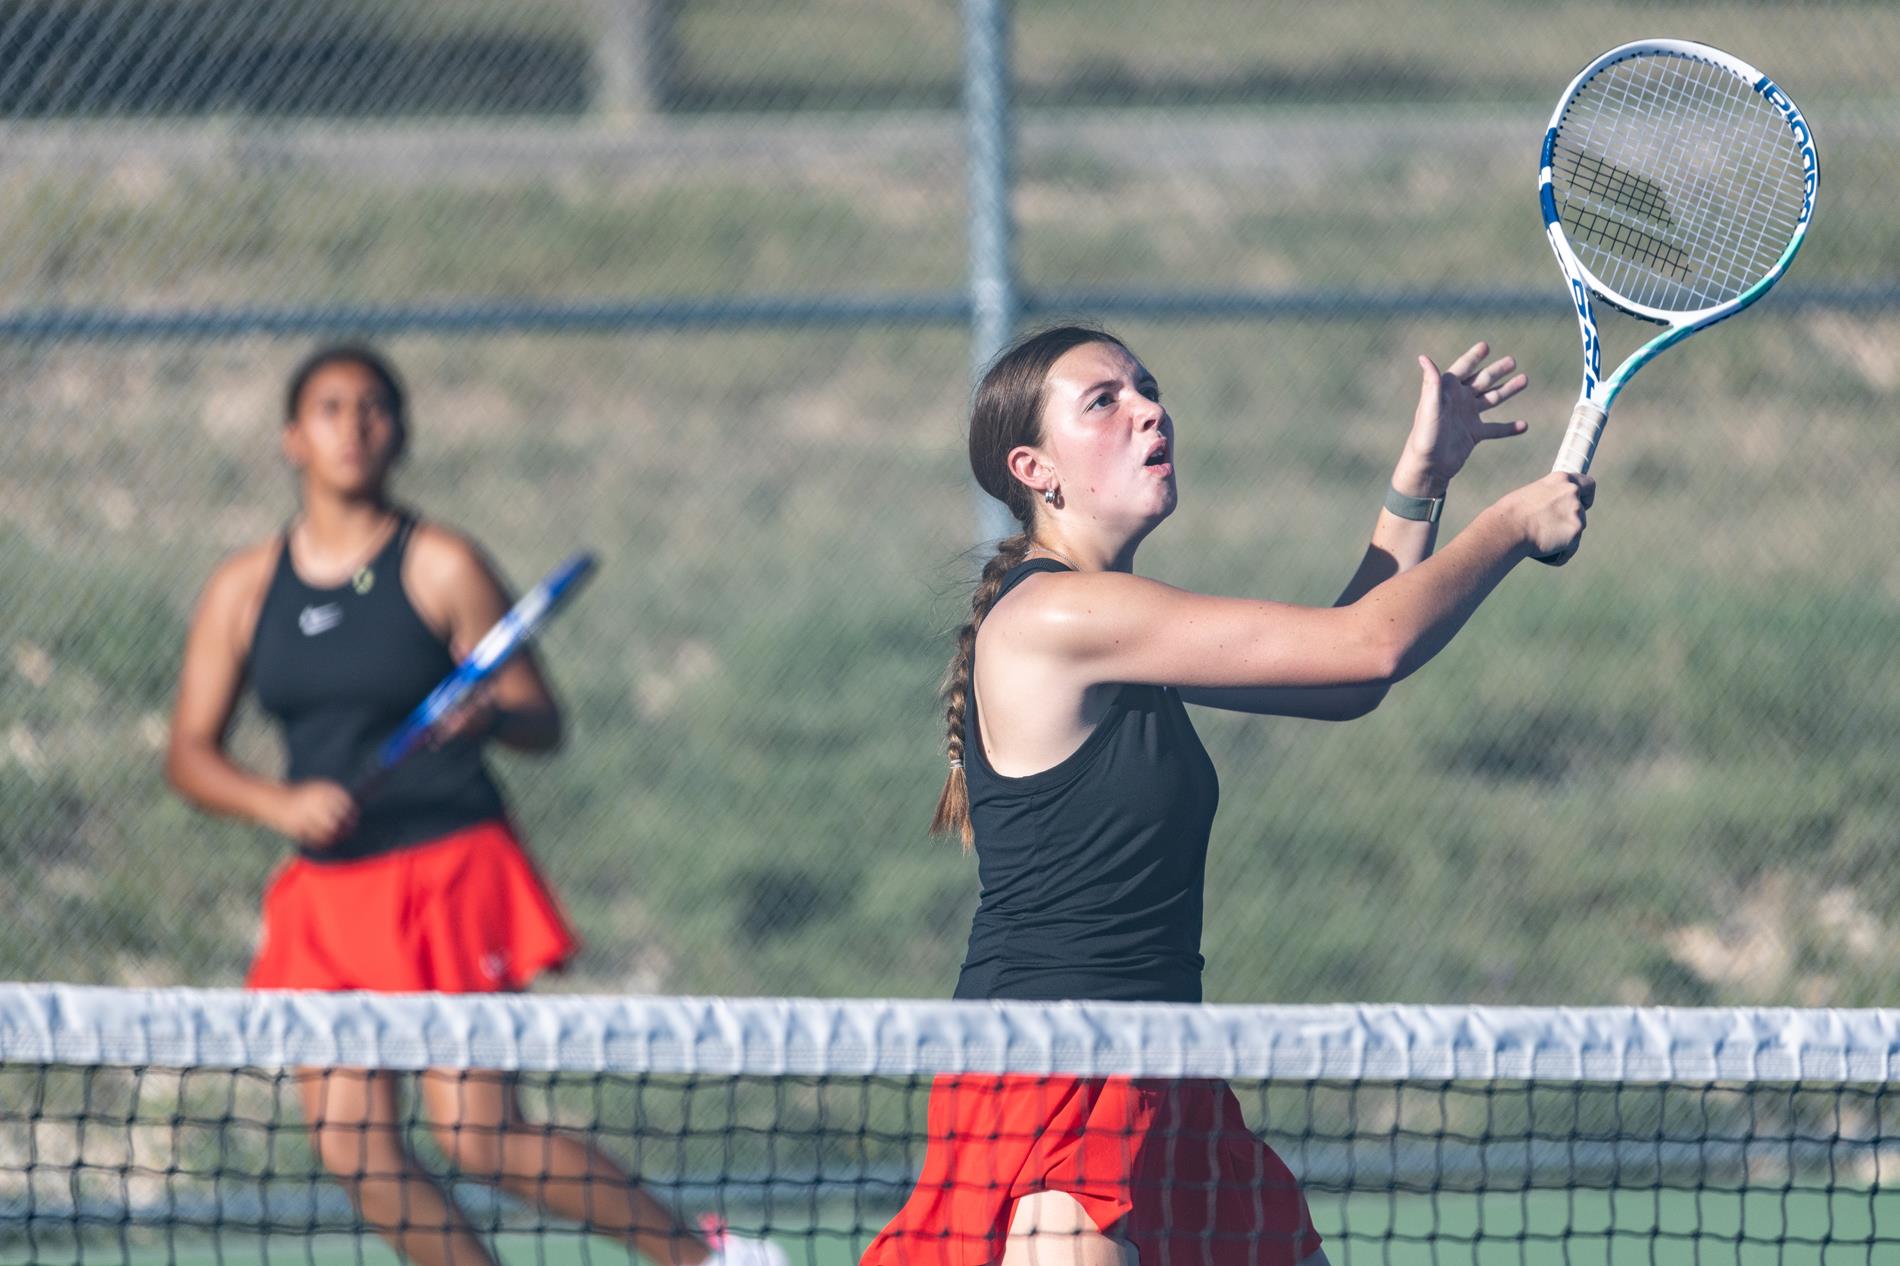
1540, 39, 1818, 480
353, 551, 597, 797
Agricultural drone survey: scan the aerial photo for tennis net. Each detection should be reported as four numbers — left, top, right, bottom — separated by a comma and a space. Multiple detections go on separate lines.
4, 984, 1899, 1264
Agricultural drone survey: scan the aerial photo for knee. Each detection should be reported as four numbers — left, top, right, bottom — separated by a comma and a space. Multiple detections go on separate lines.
433, 1121, 507, 1180
309, 1120, 382, 1186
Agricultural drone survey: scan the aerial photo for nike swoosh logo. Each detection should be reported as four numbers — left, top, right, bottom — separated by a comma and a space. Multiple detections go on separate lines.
298, 604, 343, 636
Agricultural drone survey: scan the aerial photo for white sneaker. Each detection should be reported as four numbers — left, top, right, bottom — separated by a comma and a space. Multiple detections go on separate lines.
708, 1233, 788, 1266
700, 1216, 789, 1266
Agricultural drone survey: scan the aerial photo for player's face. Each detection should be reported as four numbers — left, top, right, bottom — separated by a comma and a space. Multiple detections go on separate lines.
285, 361, 401, 497
1032, 341, 1176, 533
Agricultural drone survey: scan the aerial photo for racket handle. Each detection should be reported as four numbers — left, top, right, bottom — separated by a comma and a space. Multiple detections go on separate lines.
1551, 400, 1608, 476
1535, 399, 1606, 565
349, 767, 388, 802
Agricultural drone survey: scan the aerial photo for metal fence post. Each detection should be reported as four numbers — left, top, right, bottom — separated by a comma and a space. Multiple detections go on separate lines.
596, 0, 675, 121
963, 0, 1019, 547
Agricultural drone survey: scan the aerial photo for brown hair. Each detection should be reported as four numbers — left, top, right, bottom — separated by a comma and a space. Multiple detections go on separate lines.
931, 323, 1131, 845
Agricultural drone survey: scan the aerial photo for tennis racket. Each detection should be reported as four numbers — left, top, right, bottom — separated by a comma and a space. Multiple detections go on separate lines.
353, 550, 598, 796
1540, 39, 1818, 484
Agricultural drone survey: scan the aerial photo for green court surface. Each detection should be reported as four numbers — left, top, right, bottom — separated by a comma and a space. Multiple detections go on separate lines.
53, 1231, 867, 1266
17, 1187, 1899, 1266
1322, 1187, 1900, 1264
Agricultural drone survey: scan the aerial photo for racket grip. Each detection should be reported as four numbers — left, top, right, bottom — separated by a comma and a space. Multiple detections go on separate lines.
348, 766, 390, 802
1551, 400, 1608, 476
1535, 399, 1606, 565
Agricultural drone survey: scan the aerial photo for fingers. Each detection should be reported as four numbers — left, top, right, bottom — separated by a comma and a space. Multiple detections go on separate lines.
1525, 471, 1594, 567
1466, 354, 1515, 391
1558, 475, 1592, 548
1444, 341, 1488, 380
317, 783, 357, 841
301, 804, 355, 848
1478, 372, 1529, 408
1434, 346, 1529, 409
1476, 419, 1528, 441
1417, 354, 1441, 411
322, 792, 358, 836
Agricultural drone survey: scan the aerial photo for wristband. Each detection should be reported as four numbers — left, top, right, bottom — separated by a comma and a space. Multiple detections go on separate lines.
1384, 485, 1444, 523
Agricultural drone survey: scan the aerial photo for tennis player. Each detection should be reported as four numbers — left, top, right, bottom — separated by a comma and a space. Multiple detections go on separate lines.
166, 346, 782, 1266
864, 325, 1593, 1266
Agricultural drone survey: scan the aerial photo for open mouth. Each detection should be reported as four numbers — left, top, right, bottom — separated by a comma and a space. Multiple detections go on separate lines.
1143, 440, 1170, 468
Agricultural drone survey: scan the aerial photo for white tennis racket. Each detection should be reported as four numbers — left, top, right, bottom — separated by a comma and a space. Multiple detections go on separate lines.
1540, 39, 1818, 479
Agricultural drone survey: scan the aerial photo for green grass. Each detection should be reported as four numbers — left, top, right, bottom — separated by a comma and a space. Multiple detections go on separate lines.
9, 2, 1900, 115
6, 309, 1898, 1005
670, 1, 1900, 109
5, 107, 1900, 1003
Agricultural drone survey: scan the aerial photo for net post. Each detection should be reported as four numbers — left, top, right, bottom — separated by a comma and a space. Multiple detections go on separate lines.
594, 0, 676, 123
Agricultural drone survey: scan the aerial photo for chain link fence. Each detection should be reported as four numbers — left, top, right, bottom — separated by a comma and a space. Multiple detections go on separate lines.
3, 1, 1897, 1007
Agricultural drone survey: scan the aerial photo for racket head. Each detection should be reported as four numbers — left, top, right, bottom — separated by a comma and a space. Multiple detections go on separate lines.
1539, 40, 1817, 327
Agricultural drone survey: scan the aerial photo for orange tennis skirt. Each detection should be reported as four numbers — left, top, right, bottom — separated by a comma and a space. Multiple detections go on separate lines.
246, 819, 579, 993
862, 1074, 1321, 1266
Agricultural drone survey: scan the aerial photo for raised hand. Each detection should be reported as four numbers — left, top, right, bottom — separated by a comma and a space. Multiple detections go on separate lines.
1399, 341, 1530, 494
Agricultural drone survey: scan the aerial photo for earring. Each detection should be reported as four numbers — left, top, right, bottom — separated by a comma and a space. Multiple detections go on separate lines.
1042, 487, 1057, 505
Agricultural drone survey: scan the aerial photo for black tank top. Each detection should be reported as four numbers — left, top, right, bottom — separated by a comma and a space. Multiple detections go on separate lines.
954, 559, 1221, 1004
247, 515, 507, 862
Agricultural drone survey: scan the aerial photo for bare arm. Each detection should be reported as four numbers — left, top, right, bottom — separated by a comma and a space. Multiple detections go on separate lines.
1179, 508, 1437, 719
165, 549, 358, 846
1183, 341, 1532, 719
406, 526, 563, 754
1006, 475, 1589, 696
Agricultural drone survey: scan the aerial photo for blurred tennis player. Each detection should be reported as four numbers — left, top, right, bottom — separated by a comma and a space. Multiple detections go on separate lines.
864, 326, 1592, 1266
165, 345, 782, 1266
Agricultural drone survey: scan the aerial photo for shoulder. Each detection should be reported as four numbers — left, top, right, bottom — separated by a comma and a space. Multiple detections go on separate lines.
989, 568, 1180, 626
983, 569, 1184, 655
404, 520, 502, 595
189, 538, 279, 649
197, 538, 277, 611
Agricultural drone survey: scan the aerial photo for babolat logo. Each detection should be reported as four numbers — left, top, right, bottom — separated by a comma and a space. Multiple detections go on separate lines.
1568, 276, 1601, 394
1757, 76, 1818, 226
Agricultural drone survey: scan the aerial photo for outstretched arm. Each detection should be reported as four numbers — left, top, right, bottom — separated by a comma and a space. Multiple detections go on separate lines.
1183, 341, 1530, 718
1004, 471, 1589, 707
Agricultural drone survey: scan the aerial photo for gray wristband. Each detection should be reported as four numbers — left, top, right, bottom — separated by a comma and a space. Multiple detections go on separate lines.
1384, 486, 1444, 523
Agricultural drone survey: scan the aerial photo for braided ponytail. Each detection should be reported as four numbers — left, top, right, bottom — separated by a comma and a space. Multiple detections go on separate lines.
930, 532, 1033, 846
930, 323, 1130, 845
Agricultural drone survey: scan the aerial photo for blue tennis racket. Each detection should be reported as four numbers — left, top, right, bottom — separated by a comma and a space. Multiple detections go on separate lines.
1539, 39, 1818, 482
354, 551, 597, 796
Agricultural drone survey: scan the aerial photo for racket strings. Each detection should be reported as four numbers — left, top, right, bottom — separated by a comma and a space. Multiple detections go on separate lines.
1552, 144, 1695, 283
1557, 147, 1674, 226
1657, 62, 1801, 295
1596, 59, 1797, 304
1553, 51, 1807, 312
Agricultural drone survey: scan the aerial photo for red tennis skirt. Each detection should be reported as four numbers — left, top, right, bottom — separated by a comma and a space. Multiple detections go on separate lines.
246, 819, 579, 993
862, 1074, 1321, 1266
